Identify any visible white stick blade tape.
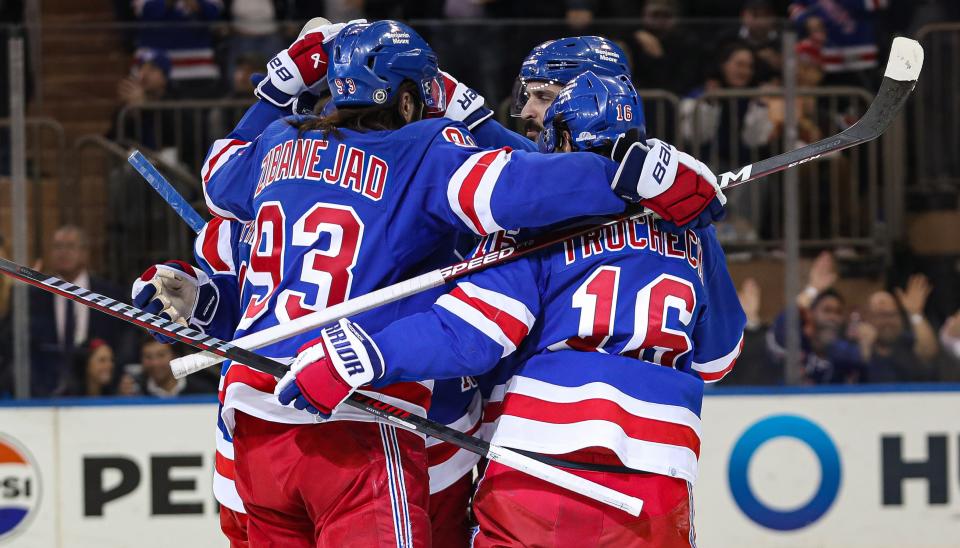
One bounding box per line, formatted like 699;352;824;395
171;351;218;379
885;37;924;82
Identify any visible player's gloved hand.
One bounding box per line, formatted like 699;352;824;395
275;319;384;419
256;17;366;108
611;129;727;228
428;71;493;130
131;261;219;343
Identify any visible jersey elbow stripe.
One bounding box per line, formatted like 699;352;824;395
437;293;526;358
201;138;250;183
440;285;534;357
692;333;744;382
447;148;509;235
196;217;235;274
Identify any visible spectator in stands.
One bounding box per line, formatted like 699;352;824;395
28;225;138;397
0;234;12;396
134;0;224;96
724;277;783;385
763;39;825;145
628;0;702;94
117;48;172;109
223;0;285;83
788;0;887;88
938;310;960;381
138;339;216;397
854;276;940;382
680;42;776;160
110;49;203;167
767;251;866;384
66;339;138;397
718;0;782;83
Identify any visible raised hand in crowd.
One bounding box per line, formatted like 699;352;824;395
895;274;938;361
798;250;837;308
738;277;762;329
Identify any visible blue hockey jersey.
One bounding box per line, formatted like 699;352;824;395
369;217;745;482
200;99;631;439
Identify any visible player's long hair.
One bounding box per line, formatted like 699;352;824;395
292;80;424;137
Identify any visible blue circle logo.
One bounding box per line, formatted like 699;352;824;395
0;434;41;541
728;415;841;531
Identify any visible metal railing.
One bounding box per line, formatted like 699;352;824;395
912;22;960;192
0;116;67;258
73;134;199;283
679;86;890;254
115;98;254;173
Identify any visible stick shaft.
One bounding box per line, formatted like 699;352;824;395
128;150;207;234
0;256;642;514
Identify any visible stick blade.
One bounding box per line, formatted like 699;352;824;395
885;37;924;82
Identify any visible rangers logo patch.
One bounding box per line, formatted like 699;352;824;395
372;89;388;104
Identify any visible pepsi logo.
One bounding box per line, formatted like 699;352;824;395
0;434;41;541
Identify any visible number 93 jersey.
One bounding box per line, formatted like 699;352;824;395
370;217;746;483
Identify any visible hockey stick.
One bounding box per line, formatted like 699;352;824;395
172;37;923;375
128;150;207;234
0;257;644;515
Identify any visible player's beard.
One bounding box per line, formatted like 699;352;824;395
523;118;543;141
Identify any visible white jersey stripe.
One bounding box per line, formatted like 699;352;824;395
490;415;700;483
471;149;509;235
457;282;535;330
691;332;744;374
428;448;480;494
213;471;245;512
436;294;517;357
446;151;485;233
507;376;702;434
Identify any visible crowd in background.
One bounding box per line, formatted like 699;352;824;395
732;251;960;385
2;0;960;397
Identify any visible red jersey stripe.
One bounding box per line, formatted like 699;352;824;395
449;286;529;347
502;393;701;457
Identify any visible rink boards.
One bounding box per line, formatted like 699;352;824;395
1;385;959;547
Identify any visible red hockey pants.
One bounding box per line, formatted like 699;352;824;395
472;460;694;547
233;412;431;547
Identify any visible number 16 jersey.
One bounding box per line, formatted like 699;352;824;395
370;217;746;483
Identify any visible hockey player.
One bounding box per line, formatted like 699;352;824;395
511;36;641;141
277;71;746;547
192;17;724;546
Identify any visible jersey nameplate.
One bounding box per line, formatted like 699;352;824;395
254;138;389;202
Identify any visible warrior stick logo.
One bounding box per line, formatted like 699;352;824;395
0;434;41;541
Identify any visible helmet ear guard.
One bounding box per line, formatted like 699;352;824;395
328;20;444;112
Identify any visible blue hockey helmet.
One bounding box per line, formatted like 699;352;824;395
537;71;646;153
511;36;630;116
328;20;446;114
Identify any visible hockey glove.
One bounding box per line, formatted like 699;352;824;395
131;261;220;343
429;71;493;130
255;18;365;108
275;319;385;419
611;131;727;229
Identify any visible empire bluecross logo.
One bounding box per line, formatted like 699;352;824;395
0;434;41;542
728;415;842;531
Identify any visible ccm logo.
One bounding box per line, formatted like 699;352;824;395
788;154;821;168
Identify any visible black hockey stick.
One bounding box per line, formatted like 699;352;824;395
0;256;644;515
175;38;924;375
